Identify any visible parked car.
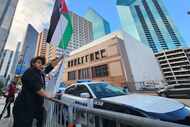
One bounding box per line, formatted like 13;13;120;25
61;81;190;126
58;82;66;92
157;84;190;98
55;82;67;99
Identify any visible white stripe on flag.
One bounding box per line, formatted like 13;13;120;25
51;15;68;46
45;60;63;96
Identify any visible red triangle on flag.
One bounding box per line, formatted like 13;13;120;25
60;0;68;13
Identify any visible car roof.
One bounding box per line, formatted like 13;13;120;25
74;81;105;85
68;82;106;88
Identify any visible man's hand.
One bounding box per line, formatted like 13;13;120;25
50;58;59;67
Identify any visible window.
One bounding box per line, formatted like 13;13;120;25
77;58;81;64
74;59;77;66
77;85;91;97
65;85;92;98
78;68;90;79
68;71;76;80
90;53;94;61
92;64;108;78
89;83;126;98
65;85;77;95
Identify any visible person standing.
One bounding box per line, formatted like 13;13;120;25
0;81;16;119
12;56;58;127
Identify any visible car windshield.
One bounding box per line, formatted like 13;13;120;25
88;83;126;98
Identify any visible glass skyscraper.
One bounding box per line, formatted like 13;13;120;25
117;0;186;53
84;8;111;40
17;24;38;74
0;0;19;54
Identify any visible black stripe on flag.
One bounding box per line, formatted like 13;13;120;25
47;0;61;43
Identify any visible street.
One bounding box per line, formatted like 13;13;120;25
0;97;13;127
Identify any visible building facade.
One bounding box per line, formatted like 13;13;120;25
84;8;111;40
117;0;185;53
48;11;93;59
0;0;18;54
36;29;49;62
155;48;190;85
19;24;39;74
0;49;14;78
8;42;21;80
63;32;163;91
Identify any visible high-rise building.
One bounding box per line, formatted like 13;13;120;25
19;24;39;73
84;8;111;40
48;11;93;59
48;44;57;61
155;48;190;86
0;49;14;78
117;0;185;53
36;29;49;62
0;0;19;54
8;42;21;80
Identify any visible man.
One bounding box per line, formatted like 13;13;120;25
0;81;16;119
13;56;58;127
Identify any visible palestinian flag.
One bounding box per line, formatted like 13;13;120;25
47;0;72;49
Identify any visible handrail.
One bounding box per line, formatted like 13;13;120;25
45;97;189;127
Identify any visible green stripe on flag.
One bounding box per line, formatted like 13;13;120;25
59;13;73;49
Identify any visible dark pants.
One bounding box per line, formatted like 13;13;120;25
5;97;13;116
35;107;46;127
0;96;14;118
13;106;46;127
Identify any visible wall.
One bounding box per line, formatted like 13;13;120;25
122;32;164;89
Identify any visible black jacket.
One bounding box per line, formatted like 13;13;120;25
13;65;53;115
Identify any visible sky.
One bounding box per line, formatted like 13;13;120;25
5;0;190;51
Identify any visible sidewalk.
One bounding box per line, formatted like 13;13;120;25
0;97;13;127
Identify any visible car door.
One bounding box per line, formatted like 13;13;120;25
63;84;93;107
58;85;94;126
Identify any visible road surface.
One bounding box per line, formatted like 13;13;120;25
0;97;13;127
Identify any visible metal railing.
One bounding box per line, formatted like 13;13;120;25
43;97;189;127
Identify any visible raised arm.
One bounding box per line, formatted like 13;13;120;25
44;58;59;74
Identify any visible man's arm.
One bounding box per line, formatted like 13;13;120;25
44;58;59;74
37;88;52;99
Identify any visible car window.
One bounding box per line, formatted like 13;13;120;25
89;83;126;98
77;85;92;97
65;85;92;98
65;85;77;95
78;85;89;93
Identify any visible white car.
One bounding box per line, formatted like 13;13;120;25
61;81;190;126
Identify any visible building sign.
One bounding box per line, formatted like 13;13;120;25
68;49;106;68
